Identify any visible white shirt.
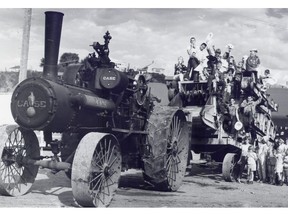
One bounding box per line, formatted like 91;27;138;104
195;48;207;63
187;44;197;58
241;144;250;157
258;143;268;160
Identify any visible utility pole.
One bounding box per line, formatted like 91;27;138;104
19;8;32;83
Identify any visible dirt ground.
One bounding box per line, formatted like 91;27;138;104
0;165;288;208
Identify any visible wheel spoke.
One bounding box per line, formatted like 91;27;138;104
6;166;13;190
89;172;102;186
100;179;110;197
105;139;111;164
99;141;106;165
169;158;176;183
11;164;27;186
176;155;181;165
8;166;21;193
11;131;17;148
176;127;183;141
93;149;104;168
103;139;107;164
7;137;12;148
103;143;110;165
3;166;8;183
94;148;107;168
106;171;117;187
90;173;104;192
107;145;116;166
93;180;105;205
108;155;119;169
97;178;109;203
166;153;172;167
105;179;110;196
173;117;180;138
171;158;177;175
166;155;175;184
95;191;105;206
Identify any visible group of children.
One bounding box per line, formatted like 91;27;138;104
236;135;288;186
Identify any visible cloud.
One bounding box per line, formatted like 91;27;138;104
0;8;287;86
266;8;288;18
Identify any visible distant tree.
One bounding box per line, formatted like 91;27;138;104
59;53;79;64
40;57;45;67
150;73;165;83
40;53;79;68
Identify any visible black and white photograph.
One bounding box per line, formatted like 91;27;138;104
1;1;288;209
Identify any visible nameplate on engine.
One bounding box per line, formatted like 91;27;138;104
17;100;47;108
102;76;116;81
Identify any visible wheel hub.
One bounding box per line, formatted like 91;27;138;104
172;140;178;157
103;163;111;177
2;148;15;166
171;139;178;157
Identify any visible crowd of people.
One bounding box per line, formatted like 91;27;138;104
174;34;283;185
173;34;275;98
235;134;288;186
173;34;277;139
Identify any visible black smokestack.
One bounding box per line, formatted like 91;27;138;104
43;11;64;81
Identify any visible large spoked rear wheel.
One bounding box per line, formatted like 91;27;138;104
144;106;189;191
72;132;122;207
222;153;237;182
0;125;40;196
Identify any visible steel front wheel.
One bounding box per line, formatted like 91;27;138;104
0;125;40;196
222;153;237;182
72;132;121;207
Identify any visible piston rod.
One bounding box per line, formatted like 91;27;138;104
23;158;71;171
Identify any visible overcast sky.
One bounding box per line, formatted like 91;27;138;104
1;8;288;84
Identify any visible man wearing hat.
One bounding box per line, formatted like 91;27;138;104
259;69;277;92
276;137;286;155
223;43;234;60
240;95;262;133
207;47;222;72
246;48;260;82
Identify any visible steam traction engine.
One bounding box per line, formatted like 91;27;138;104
0;12;189;207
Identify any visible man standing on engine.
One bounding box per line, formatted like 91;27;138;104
187;36;198;75
246;48;260;82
